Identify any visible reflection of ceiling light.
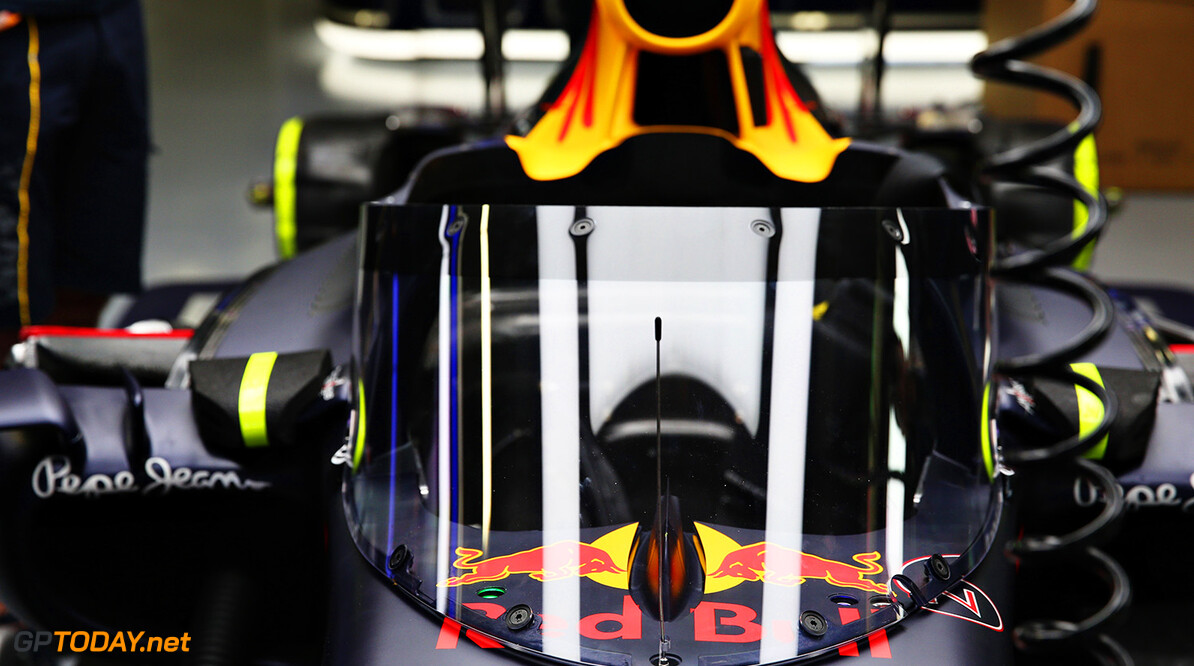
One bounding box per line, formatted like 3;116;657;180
789;11;831;31
318;53;558;110
317;54;982;115
314;18;569;61
776;30;987;67
604;419;737;442
352;9;389;28
315;18;986;68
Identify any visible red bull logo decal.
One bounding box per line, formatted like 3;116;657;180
696;523;889;595
439;541;627;587
706;544;888;595
437;522;890;597
438;523;637;588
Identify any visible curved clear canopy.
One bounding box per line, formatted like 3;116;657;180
346;203;999;665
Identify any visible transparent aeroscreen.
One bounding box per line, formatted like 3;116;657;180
347;204;999;665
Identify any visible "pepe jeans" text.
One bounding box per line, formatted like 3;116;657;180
31;455;270;499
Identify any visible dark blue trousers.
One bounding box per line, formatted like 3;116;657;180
0;1;148;327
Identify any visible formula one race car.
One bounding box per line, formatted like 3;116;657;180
1;1;1188;665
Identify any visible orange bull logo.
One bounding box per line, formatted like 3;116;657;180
706;543;888;595
439;542;626;587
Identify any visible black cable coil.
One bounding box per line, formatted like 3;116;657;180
971;1;1132;664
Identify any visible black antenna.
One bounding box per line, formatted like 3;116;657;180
654;316;668;665
479;0;508;124
655;316;662;500
858;0;891;135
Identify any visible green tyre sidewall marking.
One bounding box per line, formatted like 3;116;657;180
1072;362;1109;460
274;117;303;260
239;352;279;448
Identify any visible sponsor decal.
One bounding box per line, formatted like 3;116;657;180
320;365;347;400
705;543;887;595
923;583;1003;632
696;523;888;594
440;542;627;586
902;555;1003;632
1006;379;1035;415
330;442;353;466
432;524;897;648
431;546;995;653
436;523;889;596
434;596;846;647
436;608;506;651
1075;472;1194;513
836;606;892;659
437;524;635;589
690;601;763;643
1124;484;1183;509
31;455;269;499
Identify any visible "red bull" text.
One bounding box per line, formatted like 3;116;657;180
435;597;895;649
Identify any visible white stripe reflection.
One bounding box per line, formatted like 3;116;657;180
435;206;452;614
886;211;912;585
480;205;493;553
536;206;582;662
760;209;820;661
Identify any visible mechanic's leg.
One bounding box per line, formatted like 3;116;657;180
1;12;120;353
53;0;148;318
0;15;35;338
0;14;63;348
